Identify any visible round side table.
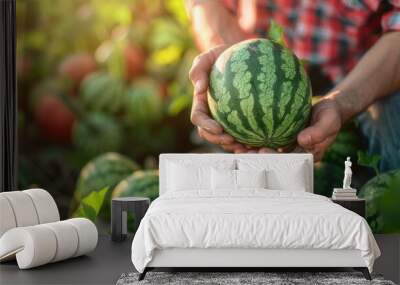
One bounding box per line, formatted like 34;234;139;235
111;197;150;242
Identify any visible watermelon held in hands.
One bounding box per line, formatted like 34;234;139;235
112;170;159;201
73;152;140;218
208;39;312;148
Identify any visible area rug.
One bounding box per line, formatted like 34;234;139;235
116;271;395;285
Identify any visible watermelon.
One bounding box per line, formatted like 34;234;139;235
209;39;311;148
72;113;123;157
112;170;159;201
73;152;140;218
124;79;163;125
112;170;159;232
358;170;400;233
80;72;126;114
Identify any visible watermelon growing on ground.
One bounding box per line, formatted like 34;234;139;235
80;72;126;114
72;113;123;157
112;170;159;232
112;170;159;201
209;39;311;148
124;79;163;125
358;170;400;233
73;153;139;218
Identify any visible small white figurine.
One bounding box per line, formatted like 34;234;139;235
343;157;353;189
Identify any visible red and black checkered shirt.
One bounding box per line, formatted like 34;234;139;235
223;0;400;83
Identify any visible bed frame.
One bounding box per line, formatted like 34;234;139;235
138;154;371;281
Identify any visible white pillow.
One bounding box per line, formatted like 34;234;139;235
236;169;267;189
238;159;308;191
167;160;235;191
211;168;236;190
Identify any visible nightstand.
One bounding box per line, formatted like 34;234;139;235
111;197;150;242
331;198;366;218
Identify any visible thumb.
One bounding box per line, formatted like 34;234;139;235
297;113;340;149
188;45;227;94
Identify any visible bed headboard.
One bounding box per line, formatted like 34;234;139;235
159;153;314;195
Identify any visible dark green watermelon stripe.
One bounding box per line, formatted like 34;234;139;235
271;49;303;138
269;42;286;142
229;46;264;138
210;60;264;141
254;40;277;140
245;41;272;139
276;76;311;138
209;85;264;142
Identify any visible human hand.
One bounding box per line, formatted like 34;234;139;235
188;45;250;153
297;94;343;161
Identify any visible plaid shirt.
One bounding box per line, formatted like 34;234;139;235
223;0;400;83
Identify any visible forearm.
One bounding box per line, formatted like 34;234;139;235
186;0;249;51
328;31;400;123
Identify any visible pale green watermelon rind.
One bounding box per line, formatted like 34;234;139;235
112;170;159;201
75;153;139;199
209;39;311;148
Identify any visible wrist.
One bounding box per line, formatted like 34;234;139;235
325;89;362;124
321;91;347;125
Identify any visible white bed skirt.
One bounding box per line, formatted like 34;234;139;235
148;248;366;268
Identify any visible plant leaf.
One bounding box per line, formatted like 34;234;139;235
81;187;108;215
73;187;108;221
81;203;98;222
268;20;286;47
357;150;381;175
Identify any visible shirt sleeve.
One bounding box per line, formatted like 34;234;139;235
381;0;400;31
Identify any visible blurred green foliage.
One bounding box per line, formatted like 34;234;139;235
17;0;197;218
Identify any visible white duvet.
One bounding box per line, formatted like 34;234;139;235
131;190;380;273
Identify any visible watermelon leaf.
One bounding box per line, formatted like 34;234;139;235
357;150;381;175
268;20;286;47
73;187;108;222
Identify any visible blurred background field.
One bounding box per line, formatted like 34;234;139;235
16;0;399;233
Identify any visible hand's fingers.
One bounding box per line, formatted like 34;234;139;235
297;110;340;149
191;92;223;134
309;135;337;161
313;150;326;162
221;143;247;153
258;147;278;153
291;145;307;153
198;127;234;145
188;45;228;94
234;148;248;154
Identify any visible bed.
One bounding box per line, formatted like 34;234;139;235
131;153;380;280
